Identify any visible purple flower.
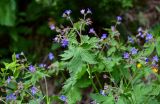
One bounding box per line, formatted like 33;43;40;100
101;34;107;39
39;64;46;68
117;16;122;21
61;39;69;47
30;86;38;95
59;95;67;102
123;52;130;59
49;24;55;30
16;54;20;59
130;47;138;55
86;8;92;14
48;52;54;60
146;33;153;40
80;9;85;14
128;36;134;43
7;76;11;84
152;55;159;62
140;33;144;38
29;65;36;72
64;10;72;15
6;93;16;100
89;28;95;34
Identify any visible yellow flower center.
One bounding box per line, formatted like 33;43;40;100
137;63;142;68
152;68;158;73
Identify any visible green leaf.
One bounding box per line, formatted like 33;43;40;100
156;37;160;56
68;52;83;73
80;48;97;64
121;0;133;8
143;42;155;56
107;47;116;56
73;21;84;31
81;35;99;49
0;0;16;26
66;87;81;104
60;46;75;61
90;93;114;104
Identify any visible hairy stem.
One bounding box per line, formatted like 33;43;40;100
87;64;98;93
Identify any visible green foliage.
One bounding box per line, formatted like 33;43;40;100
0;1;160;103
0;0;16;26
90;93;114;104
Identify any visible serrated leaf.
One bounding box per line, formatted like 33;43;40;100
143;42;155;56
107;47;116;56
60;46;75;61
66;87;81;104
68;53;83;73
80;48;97;64
81;35;99;49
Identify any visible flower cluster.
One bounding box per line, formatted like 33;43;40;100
123;47;138;59
80;8;92;15
6;93;16;100
136;27;153;42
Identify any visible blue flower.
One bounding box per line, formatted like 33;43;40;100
145;58;149;63
123;52;129;59
146;33;153;40
64;10;72;15
29;65;36;72
86;8;92;14
61;39;69;47
16;54;20;59
117;16;122;21
130;47;138;55
6;93;16;100
7;76;11;84
89;28;95;34
128;36;134;43
59;95;67;102
80;9;85;14
49;24;55;30
152;55;159;62
101;34;107;39
30;86;38;95
48;52;54;60
39;64;46;68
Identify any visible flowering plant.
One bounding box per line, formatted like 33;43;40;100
1;9;160;104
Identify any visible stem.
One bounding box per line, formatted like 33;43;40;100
126;70;138;89
39;81;45;98
0;99;7;104
95;74;102;89
87;64;98;93
44;77;50;104
68;17;81;37
61;71;67;80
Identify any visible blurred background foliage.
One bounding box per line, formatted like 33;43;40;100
0;0;160;63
